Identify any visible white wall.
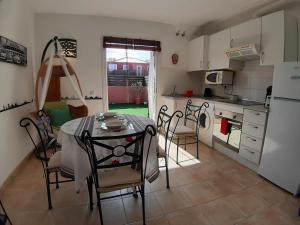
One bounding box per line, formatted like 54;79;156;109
202;60;274;102
0;0;35;186
34;14;203;111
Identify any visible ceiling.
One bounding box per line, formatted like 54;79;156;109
29;0;275;26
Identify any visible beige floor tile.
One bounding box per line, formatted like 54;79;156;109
154;188;193;214
215;159;248;174
226;170;263;187
271;196;300;224
245;181;289;205
207;175;246;196
123;193;163;223
196;198;245;225
226;189;271;217
128;216;170;225
14;210;53;225
178;181;222;205
100;199;127;225
166;206;211;225
168;167;199;187
184;162;225;181
236;207;297;225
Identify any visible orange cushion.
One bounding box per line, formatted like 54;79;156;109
68;105;88;119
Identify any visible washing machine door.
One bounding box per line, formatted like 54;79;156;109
199;110;210;131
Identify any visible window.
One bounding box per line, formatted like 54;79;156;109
123;64;128;70
108;63;117;71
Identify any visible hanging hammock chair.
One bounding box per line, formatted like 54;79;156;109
35;36;87;119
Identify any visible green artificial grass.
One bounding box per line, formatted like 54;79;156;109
109;104;149;117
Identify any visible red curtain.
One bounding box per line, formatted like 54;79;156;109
103;36;161;52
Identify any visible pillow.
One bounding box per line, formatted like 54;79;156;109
44;101;68;112
47;107;72;127
68;105;88;119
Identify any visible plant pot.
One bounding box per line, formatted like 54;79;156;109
135;96;142;104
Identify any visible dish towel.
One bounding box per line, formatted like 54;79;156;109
220;118;230;135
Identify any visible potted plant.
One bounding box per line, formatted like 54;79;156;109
131;81;143;104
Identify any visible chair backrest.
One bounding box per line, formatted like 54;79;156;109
81;125;156;189
37;109;55;141
184;99;209;133
19;117;50;170
156;105;183;154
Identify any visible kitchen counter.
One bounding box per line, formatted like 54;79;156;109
162;94;264;108
243;104;269;113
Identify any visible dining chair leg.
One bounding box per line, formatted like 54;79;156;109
45;171;53;210
133;186;138;198
55;172;59;189
196;136;199;159
87;177;93;211
96;191;104;225
176;138;179;164
141;185;146;225
165;156;170;189
184;136;187;150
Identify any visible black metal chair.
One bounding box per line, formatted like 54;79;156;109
156;105;183;188
0;200;12;225
36;110;60;152
81;125;156;225
169;99;209;164
19;117;92;210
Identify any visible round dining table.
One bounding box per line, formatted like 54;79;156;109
58;114;159;192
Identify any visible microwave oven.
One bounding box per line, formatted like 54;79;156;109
205;71;233;85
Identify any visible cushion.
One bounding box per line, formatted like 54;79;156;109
48;151;61;172
97;166;141;192
170;125;195;135
68;104;88;119
44;101;68;112
47;107;72;127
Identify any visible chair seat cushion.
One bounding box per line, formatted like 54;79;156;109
170;125;195;135
97;166;141;192
48;151;62;172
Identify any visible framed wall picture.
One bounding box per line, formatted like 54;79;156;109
0;36;27;66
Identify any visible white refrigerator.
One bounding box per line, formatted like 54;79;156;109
259;62;300;195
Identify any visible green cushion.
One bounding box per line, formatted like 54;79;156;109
44;101;68;112
47;107;72;127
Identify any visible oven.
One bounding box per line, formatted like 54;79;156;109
213;108;243;152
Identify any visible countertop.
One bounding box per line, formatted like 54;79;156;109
162;94;268;112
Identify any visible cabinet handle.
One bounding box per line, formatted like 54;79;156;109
244;148;255;154
253;126;259;129
247;136;256;142
207;61;210;69
290;75;300;80
255;113;260;116
230;39;234;48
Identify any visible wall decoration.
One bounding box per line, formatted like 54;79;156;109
171;53;179;64
59;38;77;58
0;36;27;66
0;99;33;113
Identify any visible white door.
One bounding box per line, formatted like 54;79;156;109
188;36;208;71
272;62;300;100
259;98;300;195
208;29;230;70
230;18;261;48
261;11;285;66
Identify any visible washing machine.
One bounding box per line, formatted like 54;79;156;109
196;99;214;147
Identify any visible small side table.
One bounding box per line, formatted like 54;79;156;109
0;200;12;225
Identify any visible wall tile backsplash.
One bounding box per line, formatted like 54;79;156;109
202;60;274;102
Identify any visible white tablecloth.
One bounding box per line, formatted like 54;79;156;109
58;114;159;192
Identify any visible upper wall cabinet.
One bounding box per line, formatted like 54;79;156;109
208;29;243;70
261;10;298;66
187;35;208;71
230;18;261;48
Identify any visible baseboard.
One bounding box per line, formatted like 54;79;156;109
0;150;34;197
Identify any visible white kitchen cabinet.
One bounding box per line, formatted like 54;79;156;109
208;29;243;70
260;10;298;66
187;36;208;71
239;108;268;165
230;18;261;48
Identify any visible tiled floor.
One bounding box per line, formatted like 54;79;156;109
1;141;300;225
